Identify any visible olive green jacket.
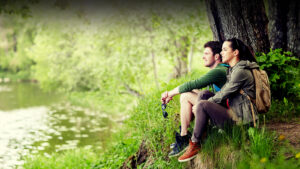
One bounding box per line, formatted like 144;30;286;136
208;60;259;124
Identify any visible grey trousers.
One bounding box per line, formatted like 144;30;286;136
191;90;232;143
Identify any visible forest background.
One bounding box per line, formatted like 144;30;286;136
0;0;213;114
0;0;299;168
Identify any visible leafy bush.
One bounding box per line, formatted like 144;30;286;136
256;49;300;99
266;98;300;120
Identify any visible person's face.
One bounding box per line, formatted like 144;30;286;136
221;41;236;64
203;47;216;67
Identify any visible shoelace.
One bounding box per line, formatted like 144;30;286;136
185;144;193;153
185;142;198;153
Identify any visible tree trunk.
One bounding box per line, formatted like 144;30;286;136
205;0;299;57
171;36;189;78
150;35;160;90
151;49;160;90
268;0;288;50
188;37;195;73
286;0;300;58
205;0;270;53
268;0;300;57
13;32;17;52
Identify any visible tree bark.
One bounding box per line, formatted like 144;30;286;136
286;0;300;57
268;0;288;50
205;0;270;53
151;49;160;90
188;37;195;73
205;0;299;57
13;32;17;52
268;0;300;57
150;35;160;90
171;36;189;78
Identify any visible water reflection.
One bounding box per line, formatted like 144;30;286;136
0;83;116;169
0;107;49;168
0;104;115;169
0;83;61;111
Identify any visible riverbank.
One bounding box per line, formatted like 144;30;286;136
23;92;300;169
22;72;300;169
0;71;34;83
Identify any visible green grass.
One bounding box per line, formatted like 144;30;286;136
23;69;300;169
195;125;299;169
23;148;99;169
265;97;300;121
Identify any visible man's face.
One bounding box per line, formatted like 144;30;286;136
203;47;216;67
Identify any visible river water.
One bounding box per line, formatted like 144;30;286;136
0;83;116;169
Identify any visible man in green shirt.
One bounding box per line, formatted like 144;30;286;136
161;41;228;157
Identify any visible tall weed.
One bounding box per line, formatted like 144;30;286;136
247;127;275;159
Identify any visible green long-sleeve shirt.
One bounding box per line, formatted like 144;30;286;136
179;64;229;93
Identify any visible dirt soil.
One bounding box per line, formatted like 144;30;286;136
265;118;300;150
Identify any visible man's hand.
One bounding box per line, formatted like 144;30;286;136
161;91;173;104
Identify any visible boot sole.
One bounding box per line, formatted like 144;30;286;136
170;143;175;149
178;153;198;162
168;146;188;157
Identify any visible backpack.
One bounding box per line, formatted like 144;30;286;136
252;68;271;114
241;68;271;114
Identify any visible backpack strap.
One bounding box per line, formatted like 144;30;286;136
240;89;257;127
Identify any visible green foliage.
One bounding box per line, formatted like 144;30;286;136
265;98;300;120
256;49;300;99
0;14;36;80
256;49;300;120
0;0;38;17
0;0;212;114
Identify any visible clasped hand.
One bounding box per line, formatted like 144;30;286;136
161;91;173;104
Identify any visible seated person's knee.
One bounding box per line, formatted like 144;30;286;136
180;92;192;103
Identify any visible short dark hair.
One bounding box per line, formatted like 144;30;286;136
204;41;222;56
225;38;257;62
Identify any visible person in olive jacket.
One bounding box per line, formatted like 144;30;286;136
178;38;259;162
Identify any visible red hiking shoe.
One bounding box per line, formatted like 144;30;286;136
178;140;201;162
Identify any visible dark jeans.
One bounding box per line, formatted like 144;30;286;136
197;90;215;101
192;91;233;143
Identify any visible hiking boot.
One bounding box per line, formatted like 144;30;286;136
178;140;201;162
169;130;191;149
168;133;190;157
